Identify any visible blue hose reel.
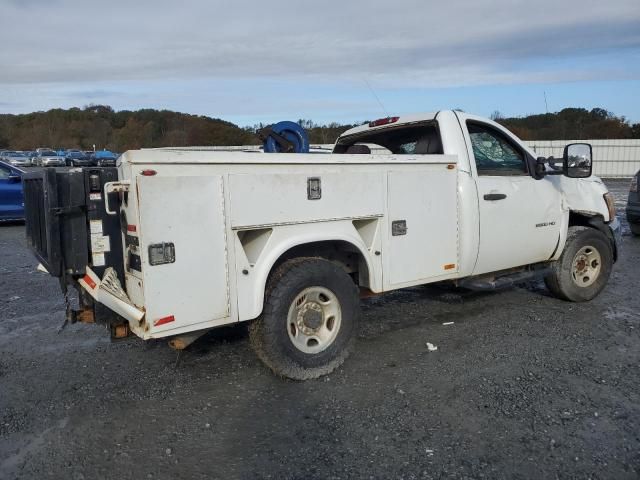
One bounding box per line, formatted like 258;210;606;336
260;121;310;153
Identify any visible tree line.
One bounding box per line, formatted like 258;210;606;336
493;108;640;140
0;105;637;151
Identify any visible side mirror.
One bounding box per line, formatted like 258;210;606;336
534;157;547;178
563;143;592;178
7;174;21;184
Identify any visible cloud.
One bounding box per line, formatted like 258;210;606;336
0;0;638;121
0;0;638;87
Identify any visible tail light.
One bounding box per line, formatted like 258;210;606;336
630;176;638;193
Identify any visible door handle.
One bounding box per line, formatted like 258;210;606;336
483;193;507;201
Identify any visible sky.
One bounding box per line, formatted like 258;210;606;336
1;0;639;126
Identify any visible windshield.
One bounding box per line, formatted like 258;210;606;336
41;150;58;156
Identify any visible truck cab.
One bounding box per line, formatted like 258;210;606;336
333;111;619;279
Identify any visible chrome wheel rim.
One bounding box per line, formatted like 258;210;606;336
286;286;341;354
571;245;602;288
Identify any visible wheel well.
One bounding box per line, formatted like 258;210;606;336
569;211;604;229
271;240;370;288
568;211;618;261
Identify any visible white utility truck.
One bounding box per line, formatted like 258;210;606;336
23;110;621;379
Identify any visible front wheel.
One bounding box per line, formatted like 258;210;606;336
249;257;360;380
544;226;613;302
630;223;640;236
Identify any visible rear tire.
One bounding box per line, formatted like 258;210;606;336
249;257;360;380
544;226;613;302
630;223;640;236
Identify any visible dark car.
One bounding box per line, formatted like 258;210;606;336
65;149;91;166
90;150;118;167
626;170;640;236
0;161;24;221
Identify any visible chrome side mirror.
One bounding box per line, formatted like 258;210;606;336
563;143;592;178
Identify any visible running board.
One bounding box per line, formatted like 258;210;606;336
458;266;552;291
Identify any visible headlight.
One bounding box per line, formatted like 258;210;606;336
603;192;616;222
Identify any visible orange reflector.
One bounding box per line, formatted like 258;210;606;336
127;224;137;232
447;164;456;170
141;169;157;176
154;315;175;327
444;264;456;270
83;274;97;290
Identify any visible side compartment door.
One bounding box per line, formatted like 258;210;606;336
466;121;563;274
137;175;230;333
385;167;459;288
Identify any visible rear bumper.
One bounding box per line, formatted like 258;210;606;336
79;267;144;324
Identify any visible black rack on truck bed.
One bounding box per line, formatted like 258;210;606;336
22;167;125;327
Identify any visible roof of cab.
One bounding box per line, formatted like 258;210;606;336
337;112;439;140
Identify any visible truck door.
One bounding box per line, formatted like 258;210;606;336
465;121;563;275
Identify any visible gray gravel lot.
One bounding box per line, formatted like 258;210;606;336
1;179;639;480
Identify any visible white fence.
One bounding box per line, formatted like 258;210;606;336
524;140;640;178
161;139;640;178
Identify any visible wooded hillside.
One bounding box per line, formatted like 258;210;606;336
495;108;640;140
0;105;257;151
0;105;637;151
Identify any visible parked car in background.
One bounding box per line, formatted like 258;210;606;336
33;149;66;167
3;151;32;167
90;150;118;167
65;149;91;166
626;170;640;236
0;161;24;221
23;151;36;163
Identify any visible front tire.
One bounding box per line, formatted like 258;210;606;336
630;223;640;236
249;257;360;380
545;226;613;302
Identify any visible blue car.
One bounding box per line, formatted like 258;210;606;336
90;150;118;167
0;161;25;221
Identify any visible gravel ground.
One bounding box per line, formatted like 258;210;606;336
1;179;638;480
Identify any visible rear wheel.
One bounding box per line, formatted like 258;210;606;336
545;226;613;302
249;257;360;380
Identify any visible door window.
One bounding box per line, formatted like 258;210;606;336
0;166;10;179
467;122;527;176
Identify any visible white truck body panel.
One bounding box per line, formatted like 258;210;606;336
136;175;231;334
385;168;458;287
118;155;462;338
